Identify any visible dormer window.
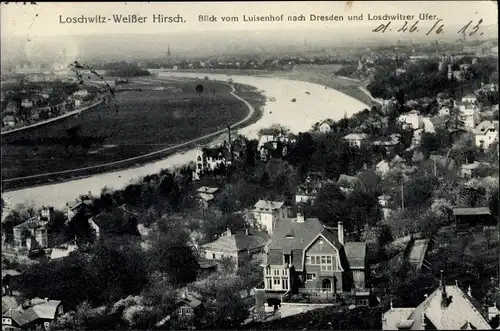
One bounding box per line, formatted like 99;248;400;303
319;238;324;245
285;234;294;239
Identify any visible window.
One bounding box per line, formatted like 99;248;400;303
212;253;216;259
266;267;270;275
319;238;324;245
266;278;272;289
273;278;281;285
273;269;280;276
282;278;289;290
282;269;288;276
2;318;12;325
306;255;337;270
178;308;184;315
306;273;316;281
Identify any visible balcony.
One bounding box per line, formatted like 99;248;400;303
282;288;371;305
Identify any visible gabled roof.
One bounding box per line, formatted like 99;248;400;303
3;298;61;327
197;186;219;194
474;120;499;135
2;296;18;314
201;230;269;253
344;133;369;140
320;119;335;127
253;200;284;211
198;193;215;202
344;242;367;269
461;161;480;170
453;207;491;216
2;269;22;278
408;285;491;330
202;146;230;159
337;174;361;189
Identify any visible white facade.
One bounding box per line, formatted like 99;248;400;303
193;148;231;180
398;110;423;130
459;105;480;130
252;200;286;234
474;121;499;150
319;122;332;133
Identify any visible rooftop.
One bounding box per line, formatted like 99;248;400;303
453;207;491;216
197;186;219;194
384;284;492;330
253;200;285;211
343;133;369;140
201;229;270;254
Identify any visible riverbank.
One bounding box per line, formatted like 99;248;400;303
2;72;368;213
1;82;263;191
1;98;104;136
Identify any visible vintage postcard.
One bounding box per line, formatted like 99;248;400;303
1;1;498;330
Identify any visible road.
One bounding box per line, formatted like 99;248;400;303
2;72;368;213
2;82;254;183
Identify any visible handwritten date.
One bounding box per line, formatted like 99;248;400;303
372;19;483;36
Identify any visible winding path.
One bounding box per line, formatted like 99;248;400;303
2;83;253;183
2;72;368;213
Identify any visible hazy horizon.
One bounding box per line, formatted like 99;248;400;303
1;1;498;65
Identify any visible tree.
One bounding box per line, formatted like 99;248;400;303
344;190;382;239
313;183;346;227
147;218;199;285
202;282;249;329
195;84;204;95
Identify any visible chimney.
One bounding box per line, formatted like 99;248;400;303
245;228;249;236
338;221;344;245
296;204;305;223
226;228;232;237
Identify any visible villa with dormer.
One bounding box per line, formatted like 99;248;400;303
255;205;370;313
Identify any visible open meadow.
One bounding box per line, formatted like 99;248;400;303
1;78;257;182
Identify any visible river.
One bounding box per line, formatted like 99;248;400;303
2;72;369;213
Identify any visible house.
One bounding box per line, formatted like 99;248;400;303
337;174;362;195
398;110;423;130
453;207;495;234
411;129;423;146
343;133;369;148
318;119;335;133
13;217;48;252
382;280;492;330
257;130;292;161
49;241;78;260
460;161;480;178
65;197;92;223
457;103;480;130
2;115;16;127
2;297;64;331
437;106;451;117
257;208;369;309
200;228;270;269
376;160;390;178
378;195;392;220
73;89;89;98
196;186;219;209
21;99;33;108
193;146;231;180
252;200;287;234
295;177;327;204
407;239;430;271
474;120;499;150
462;93;477;105
2;270;22;296
175;291;203;320
371;134;400;153
430;116;448;130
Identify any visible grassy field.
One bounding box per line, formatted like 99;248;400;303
1;79;258;183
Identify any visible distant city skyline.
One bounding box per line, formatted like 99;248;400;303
1;1;498;37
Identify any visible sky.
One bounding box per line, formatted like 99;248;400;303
1;1;498;37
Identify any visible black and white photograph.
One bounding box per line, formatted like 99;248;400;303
0;1;499;330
